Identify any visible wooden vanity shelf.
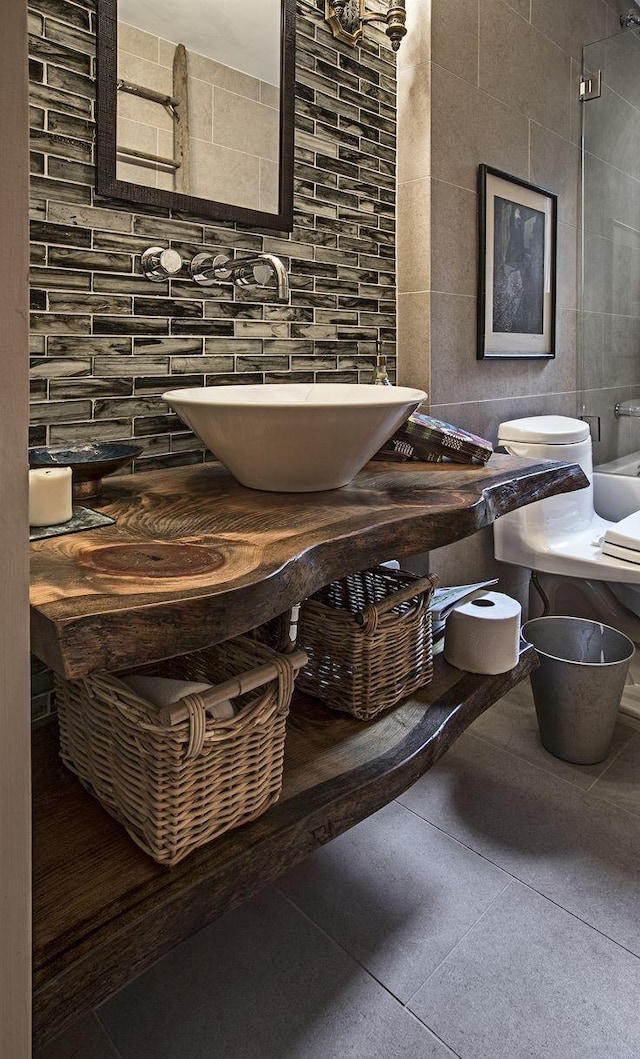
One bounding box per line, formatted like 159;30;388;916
30;456;587;1044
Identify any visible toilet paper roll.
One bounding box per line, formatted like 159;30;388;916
121;675;236;719
443;591;522;675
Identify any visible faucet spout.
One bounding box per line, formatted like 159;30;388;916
231;254;290;302
189;252;290;302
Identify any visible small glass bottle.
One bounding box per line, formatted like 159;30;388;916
372;341;392;386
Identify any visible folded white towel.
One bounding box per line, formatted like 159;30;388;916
603;510;640;552
121;675;236;719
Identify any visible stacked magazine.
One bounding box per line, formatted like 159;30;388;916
430;579;499;653
397;413;494;464
374;414;494;465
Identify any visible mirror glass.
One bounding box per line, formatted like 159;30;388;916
97;0;294;229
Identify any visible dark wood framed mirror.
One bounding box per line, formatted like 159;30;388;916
96;0;295;230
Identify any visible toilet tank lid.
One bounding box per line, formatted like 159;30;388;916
498;416;590;445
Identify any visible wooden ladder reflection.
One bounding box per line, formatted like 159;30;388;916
116;43;190;194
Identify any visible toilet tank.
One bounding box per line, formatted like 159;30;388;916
494;416;595;564
497;416;593;476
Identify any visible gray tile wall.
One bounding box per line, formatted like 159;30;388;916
28;0;397;464
398;0;631;596
28;0;397;718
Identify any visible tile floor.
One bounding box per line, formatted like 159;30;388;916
37;683;640;1059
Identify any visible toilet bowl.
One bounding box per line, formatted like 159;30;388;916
494;415;640;718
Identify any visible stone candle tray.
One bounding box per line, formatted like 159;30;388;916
30;506;115;542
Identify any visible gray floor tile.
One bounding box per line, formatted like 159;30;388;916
98;886;453;1059
398;732;640;956
590;730;640;817
277;800;509;1001
34;1014;121;1059
470;681;637;790
409;880;640;1059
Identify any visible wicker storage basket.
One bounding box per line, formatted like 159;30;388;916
55;637;305;866
296;567;438;720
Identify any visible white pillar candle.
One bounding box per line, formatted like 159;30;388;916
29;467;73;527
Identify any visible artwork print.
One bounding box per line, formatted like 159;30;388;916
478;166;556;360
492;196;544;335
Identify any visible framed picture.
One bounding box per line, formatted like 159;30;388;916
477;165;557;360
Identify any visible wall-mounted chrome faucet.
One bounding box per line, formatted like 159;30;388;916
190;253;290;302
141;245;290;302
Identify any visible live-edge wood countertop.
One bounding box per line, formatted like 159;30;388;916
30;454;588;678
32;453;586;1045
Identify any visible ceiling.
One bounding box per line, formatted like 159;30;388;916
118;0;281;86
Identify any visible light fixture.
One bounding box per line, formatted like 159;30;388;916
324;0;407;52
618;0;640;27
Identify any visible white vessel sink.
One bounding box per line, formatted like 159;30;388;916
163;383;427;491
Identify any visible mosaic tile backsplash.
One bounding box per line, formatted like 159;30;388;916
28;0;397;474
28;0;397;718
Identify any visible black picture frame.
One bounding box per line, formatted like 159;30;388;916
96;0;296;232
477;164;557;360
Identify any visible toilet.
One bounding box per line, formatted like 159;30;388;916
494;415;640;718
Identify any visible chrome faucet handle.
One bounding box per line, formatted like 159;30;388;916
250;260;275;286
210;255;278;288
141;246;184;282
189;253;231;286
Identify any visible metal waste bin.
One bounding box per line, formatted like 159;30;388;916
521;616;635;765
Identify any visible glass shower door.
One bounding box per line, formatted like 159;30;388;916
581;30;640;474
